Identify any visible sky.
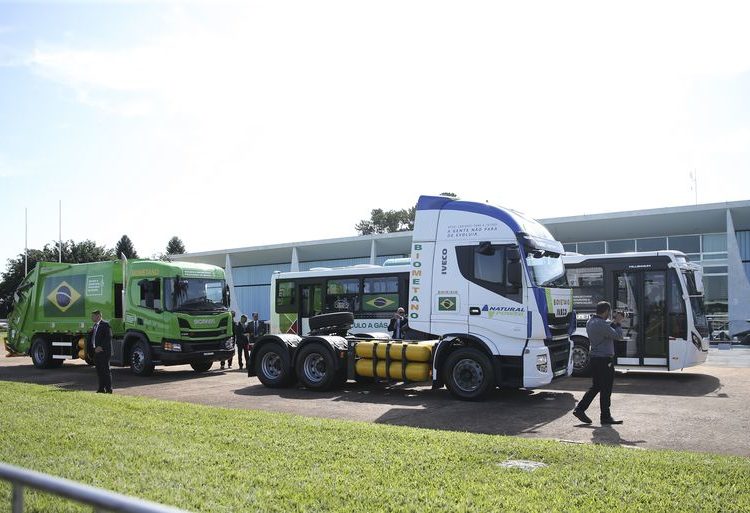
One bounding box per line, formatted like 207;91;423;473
1;0;749;269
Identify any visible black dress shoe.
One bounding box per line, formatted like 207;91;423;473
105;390;113;394
573;410;592;424
601;417;623;425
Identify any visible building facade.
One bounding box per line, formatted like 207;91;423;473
174;200;750;337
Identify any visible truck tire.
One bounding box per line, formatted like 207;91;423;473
31;337;53;369
571;339;591;377
130;341;155;376
443;347;494;401
295;343;339;391
191;361;213;372
309;312;354;331
254;343;293;388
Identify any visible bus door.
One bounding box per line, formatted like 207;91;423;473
299;282;323;335
614;271;669;367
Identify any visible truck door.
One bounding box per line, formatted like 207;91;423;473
429;243;468;334
130;278;164;349
458;243;525;342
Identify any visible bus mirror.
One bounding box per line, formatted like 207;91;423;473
478;241;494;255
508;260;523;288
507;247;521;262
223;285;230;307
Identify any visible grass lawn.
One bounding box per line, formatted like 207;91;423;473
0;381;749;512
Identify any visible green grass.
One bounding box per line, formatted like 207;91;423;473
0;381;748;512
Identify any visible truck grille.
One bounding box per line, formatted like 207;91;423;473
547;312;573;338
181;340;228;352
181;330;225;339
544;338;570;376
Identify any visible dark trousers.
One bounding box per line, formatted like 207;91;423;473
94;352;112;392
576;357;615;418
236;343;249;368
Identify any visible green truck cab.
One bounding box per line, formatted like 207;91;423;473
6;259;235;375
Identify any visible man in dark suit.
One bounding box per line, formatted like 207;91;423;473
235;314;249;370
247;312;267;347
388;307;409;340
89;309;113;393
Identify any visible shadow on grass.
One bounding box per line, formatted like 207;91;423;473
591;426;647;448
234;380;578;436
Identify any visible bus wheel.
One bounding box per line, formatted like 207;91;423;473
31;337;53;369
190;361;213;373
254;344;293;388
571;341;591;377
130;341;155;376
443;347;494;401
296;343;338;391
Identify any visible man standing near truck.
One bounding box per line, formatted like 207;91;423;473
573;302;624;425
89;309;113;394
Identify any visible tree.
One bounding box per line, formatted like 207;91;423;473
114;235;138;259
0;240;114;317
355;192;457;235
166;236;186;255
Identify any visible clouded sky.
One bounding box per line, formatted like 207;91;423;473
1;0;748;268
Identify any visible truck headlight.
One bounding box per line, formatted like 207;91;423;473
163;342;182;352
536;354;548;373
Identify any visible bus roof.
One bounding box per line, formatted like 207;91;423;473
273;264;410;281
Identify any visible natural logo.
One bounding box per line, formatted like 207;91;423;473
47;281;82;313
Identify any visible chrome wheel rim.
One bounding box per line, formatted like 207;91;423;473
572;346;589;372
132;347;145;373
261;352;282;380
453;358;484;393
33;343;46;364
302;353;327;384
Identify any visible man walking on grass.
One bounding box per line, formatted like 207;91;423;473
573;301;625;425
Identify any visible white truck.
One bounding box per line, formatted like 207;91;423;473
249;195;574;400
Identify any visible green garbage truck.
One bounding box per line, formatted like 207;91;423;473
6;259;235;376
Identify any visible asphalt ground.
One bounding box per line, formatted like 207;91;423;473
2;347;749;457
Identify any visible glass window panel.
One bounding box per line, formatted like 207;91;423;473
607;240;635;253
703;276;728;303
566;267;606;309
686;254;701;262
577;241;605;255
326;278;361;312
474;247;505;283
702;233;727;253
702;266;728;274
363;277;399;293
702;254;727;261
637;237;667;251
563;243;577;253
668;235;700;254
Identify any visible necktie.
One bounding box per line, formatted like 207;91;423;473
254;321;258;336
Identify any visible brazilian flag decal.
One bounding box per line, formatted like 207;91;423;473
44;275;86;317
362;294;398;312
438;296;457;311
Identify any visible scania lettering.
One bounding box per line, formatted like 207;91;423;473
6;260;234;376
251;195;574;400
562;251;709;375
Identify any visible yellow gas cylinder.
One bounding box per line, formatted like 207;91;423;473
354;341;434;362
355;359;431;382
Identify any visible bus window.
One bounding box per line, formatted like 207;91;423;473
276;281;296;313
668;271;687;340
363;276;399;312
326;278;360;313
566;267;605;309
301;284;323;318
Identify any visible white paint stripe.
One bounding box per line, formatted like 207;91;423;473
52;355;72;359
52;342;72;346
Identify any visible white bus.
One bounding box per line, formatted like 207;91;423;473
562;251;710;375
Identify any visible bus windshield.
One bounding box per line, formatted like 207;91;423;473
526;250;568;288
164;278;227;312
684;271;709;335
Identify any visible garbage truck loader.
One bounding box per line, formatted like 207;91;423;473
6;259;235;376
248;195;575;400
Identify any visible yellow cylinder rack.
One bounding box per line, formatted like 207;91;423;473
355;359;431;382
354;340;436;363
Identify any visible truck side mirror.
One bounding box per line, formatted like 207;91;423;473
507;247;521;262
507;260;523;288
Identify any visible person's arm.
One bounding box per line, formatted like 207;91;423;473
388;318;396;332
588;318;622;341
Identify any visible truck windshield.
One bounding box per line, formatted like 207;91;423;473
684;270;709;335
164;278;227;312
525;250;568;288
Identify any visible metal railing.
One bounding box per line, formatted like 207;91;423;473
0;462;191;513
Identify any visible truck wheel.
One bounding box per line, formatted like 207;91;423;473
254;343;293;388
443;347;494;401
571;340;591;377
31;337;53;369
295;343;338;391
190;361;213;372
309;312;354;331
130;341;155;376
